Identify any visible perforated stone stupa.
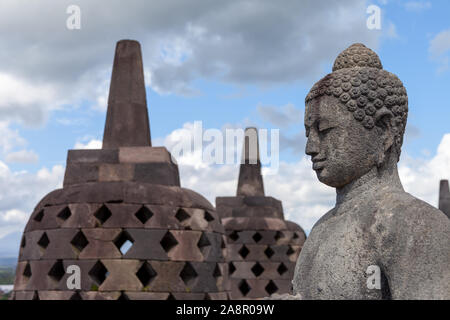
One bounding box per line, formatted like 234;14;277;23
12;40;228;300
439;180;450;218
216;128;306;299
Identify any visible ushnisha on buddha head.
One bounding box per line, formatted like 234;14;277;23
304;43;408;188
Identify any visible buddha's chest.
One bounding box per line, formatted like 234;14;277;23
294;211;386;299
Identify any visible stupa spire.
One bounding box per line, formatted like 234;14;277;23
103;40;151;149
439;179;450;218
236;127;265;197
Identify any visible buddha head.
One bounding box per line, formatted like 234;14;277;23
304;43;408;188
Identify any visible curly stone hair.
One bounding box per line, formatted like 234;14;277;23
305;43;408;161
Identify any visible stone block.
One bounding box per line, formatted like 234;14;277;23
63;163;99;187
79;229;122;259
146;261;186;292
13;291;37;300
168;230;203;261
119;146;172;163
37;290;75;300
61;203;102;229
229;261;257;280
199;232;224;262
41;229;79;260
206;292;229;300
171;292;205;300
27;260;59;291
19;231;44;261
80;291;121;300
123;229;169;260
133;163;180;186
124;292;170;300
99;163;134;182
13;261;30;291
101;203;144;228
187;262;220;292
67;149;119;164
143;205;179;229
99;259;143;291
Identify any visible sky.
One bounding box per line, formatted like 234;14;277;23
0;0;450;258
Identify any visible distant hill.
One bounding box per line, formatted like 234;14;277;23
0;266;15;285
0;232;21;262
0;258;17;268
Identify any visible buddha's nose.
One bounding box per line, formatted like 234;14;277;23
305;131;320;157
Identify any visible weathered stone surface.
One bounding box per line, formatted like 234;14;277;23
38;291;75;300
221;217;288;231
168;230;203;261
122;229;169;260
80;291;122;300
33;182;214;211
100;203;143;228
19;231;45;261
143;205;179;229
262;293;302;300
62;203;102;229
26;260;60;291
294;43;450;300
103;40;150;149
146;261;186;292
99;163;135;182
206;292;229;300
13;291;37;300
134;163;180;186
41;229;80;259
229;279;272;299
171;292;206;300
119;146;172;163
78;229;122;259
123;292;170;300
67;149;119;164
232;206;283;219
99;259;143;291
63;163;99;187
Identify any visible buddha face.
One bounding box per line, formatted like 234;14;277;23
305;95;383;188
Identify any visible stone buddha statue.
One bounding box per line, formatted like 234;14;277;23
292;43;450;299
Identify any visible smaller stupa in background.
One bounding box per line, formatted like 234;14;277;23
216;127;306;299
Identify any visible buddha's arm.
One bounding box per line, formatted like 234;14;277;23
382;208;450;299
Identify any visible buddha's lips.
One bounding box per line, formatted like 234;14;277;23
312;160;326;171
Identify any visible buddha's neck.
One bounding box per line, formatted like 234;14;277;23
336;163;404;206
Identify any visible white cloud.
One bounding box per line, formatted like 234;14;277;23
0;121;26;154
0;209;28;224
5;150;39;164
429;29;450;73
0;72;59;126
399;133;450;206
0;161;64;239
74;139;102;150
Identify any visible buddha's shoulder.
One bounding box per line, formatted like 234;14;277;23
373;190;450;235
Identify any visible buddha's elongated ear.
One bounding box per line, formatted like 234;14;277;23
374;108;394;167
